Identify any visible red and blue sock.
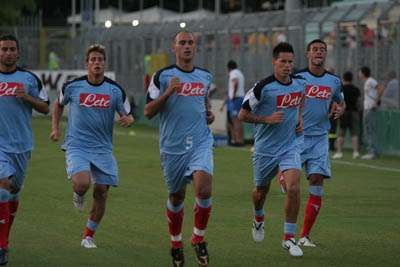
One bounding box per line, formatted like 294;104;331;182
192;197;212;245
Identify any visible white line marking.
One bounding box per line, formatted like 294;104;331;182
332;160;400;173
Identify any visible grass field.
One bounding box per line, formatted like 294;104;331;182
8;118;400;266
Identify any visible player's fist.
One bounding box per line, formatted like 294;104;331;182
50;129;61;142
15;86;26;99
165;77;180;97
206;110;215;125
118;114;134;127
265;111;284;124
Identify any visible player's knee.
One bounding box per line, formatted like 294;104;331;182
285;183;300;196
309;175;323;185
74;183;90;195
93;187;108;201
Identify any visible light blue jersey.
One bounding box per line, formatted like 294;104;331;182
59;76;130;153
242;75;306;157
296;68;343;136
0;67;49;153
147;65;214;154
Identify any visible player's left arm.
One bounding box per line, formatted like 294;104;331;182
331;82;346;119
296;94;305;133
205;97;214;125
16;81;49;114
116;89;134;128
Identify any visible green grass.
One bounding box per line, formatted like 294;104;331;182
9;118;400;266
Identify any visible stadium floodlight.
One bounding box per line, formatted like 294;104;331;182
179;22;186;28
105;20;112;28
132;19;139;27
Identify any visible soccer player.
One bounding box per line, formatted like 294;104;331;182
144;31;215;267
50;44;133;248
0;34;49;265
238;42;305;257
295;39;345;247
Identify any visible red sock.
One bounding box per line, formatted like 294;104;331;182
6;201;19;247
254;215;264;223
83;215;97;239
0;202;10;249
166;208;184;249
191;203;212;244
284;233;295;240
301;194;322;237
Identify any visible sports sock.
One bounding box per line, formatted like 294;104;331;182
0;188;11;249
166;199;184;249
192;197;212;245
254;208;264;223
301;186;323;237
83;215;98;239
283;222;297;240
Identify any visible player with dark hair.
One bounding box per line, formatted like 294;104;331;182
0;34;49;265
295;39;345;247
239;42;305;257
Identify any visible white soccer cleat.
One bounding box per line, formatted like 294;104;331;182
73;192;84;212
332;152;343;159
81;237;97;248
299;236;316;247
282;238;303;257
352;151;360;159
252;221;264;242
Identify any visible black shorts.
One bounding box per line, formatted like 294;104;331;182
338;111;360;136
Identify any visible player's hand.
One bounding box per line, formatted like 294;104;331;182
15;86;27;99
50;129;61;142
165;77;180;97
118;114;134;127
206;110;215;124
329;103;344;120
264;111;284;124
296;118;303;133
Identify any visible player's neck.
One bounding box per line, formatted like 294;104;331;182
274;73;291;85
0;64;17;73
308;64;325;76
87;73;104;85
176;60;194;72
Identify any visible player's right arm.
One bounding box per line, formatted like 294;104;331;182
144;75;180;119
237;82;283;124
50;100;64;142
50;83;69;142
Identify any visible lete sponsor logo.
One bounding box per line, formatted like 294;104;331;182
276;92;302;108
0;82;24;97
176;82;205;96
79;93;110;108
305;85;332;99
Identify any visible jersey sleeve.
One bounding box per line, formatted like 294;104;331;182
241;82;263;111
59;82;71;106
146;72;161;104
115;87;131;115
333;79;344;103
28;73;49;104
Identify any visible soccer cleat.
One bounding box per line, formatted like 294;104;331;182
192;242;209;266
282;238;303;257
299;236;316;247
81;237;97;248
73;192;84;212
0;249;8;266
352;151;360;159
170;247;185;267
332;152;343;159
252;221;264;242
